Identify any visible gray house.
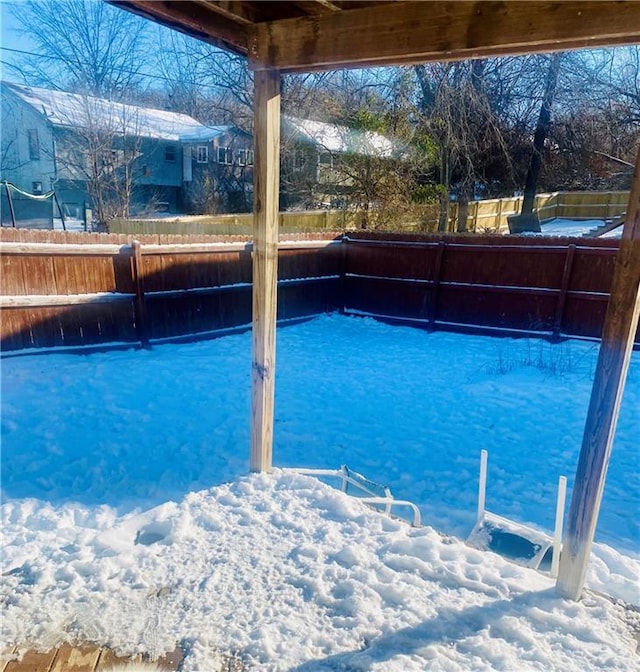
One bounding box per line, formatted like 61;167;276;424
0;82;252;227
280;116;401;210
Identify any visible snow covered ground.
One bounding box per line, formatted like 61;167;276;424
2;315;639;670
537;217;624;238
538;218;604;236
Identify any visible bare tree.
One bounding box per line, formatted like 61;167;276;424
53;96;146;227
10;0;149;99
415;60;514;231
0;96;29;177
515;52;564;230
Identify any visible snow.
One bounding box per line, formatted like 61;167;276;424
536;217;622;238
3;82;226;142
538;218;604;237
283;116;400;158
2;315;639;670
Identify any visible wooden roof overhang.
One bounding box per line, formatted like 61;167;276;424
111;0;640;604
112;1;640;71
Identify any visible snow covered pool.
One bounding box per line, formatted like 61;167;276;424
2;314;639;670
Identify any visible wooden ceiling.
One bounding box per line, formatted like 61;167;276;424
112;1;640;72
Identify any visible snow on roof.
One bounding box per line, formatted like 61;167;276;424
283;116;400;158
2;81;229;142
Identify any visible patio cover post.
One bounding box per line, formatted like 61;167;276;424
556;148;640;600
250;69;281;472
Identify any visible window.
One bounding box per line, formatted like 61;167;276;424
165;145;176;163
196;145;209;163
236;149;254;166
293;150;306;171
239;149;254;166
32;181;43;194
217;146;233;165
28;129;40;160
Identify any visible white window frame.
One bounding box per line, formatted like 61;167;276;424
217;146;233;165
196;145;209;163
293;150;307;172
236;149;254;166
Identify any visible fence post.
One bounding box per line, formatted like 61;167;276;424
553;243;576;340
496;199;503;232
4;182;16;227
52;192;66;232
428;240;446;330
130;239;149;348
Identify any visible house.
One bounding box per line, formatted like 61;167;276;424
182;124;254;214
280;116;402;210
0;81;253;226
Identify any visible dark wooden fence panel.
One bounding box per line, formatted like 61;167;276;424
347;243;437;281
436;286;558;331
562;296;610;339
0;239;342;351
569;247;617;293
2;230;637;351
440;245;567;288
4;302;138;350
342;234;639;344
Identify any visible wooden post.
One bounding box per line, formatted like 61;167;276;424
52;192;66;232
130;240;149;348
428;241;446;330
4;182;16;227
556;148;640;600
553;243;576;340
496;198;503;232
251;69;281;473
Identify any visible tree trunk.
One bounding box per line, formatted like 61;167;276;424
521;53;563;216
438;150;450;232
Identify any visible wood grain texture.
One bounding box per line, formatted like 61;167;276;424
49;645;100;672
553;243;576;338
556;148;640;601
251;69;281;473
1;648;17;672
249;1;640;72
111;0;249;54
4;648;58;672
94;649;143;670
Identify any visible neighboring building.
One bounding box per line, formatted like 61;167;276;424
182;125;253;214
0;81;253;226
280;116;401;209
0;81;402;227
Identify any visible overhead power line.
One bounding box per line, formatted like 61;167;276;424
0;45;224;91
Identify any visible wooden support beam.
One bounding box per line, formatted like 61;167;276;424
250;69;281;473
196;0;258;25
110;0;249;55
249;1;640;72
556;148;640;601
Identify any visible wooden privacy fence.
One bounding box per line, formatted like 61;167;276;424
450;191;629;233
1;229;637;352
0;232;343;351
343;231;639;343
110;210;360;236
108;191;629;236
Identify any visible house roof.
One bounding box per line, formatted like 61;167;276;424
283;116;399;158
2;81;230;142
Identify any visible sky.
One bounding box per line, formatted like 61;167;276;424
0;1;35;73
